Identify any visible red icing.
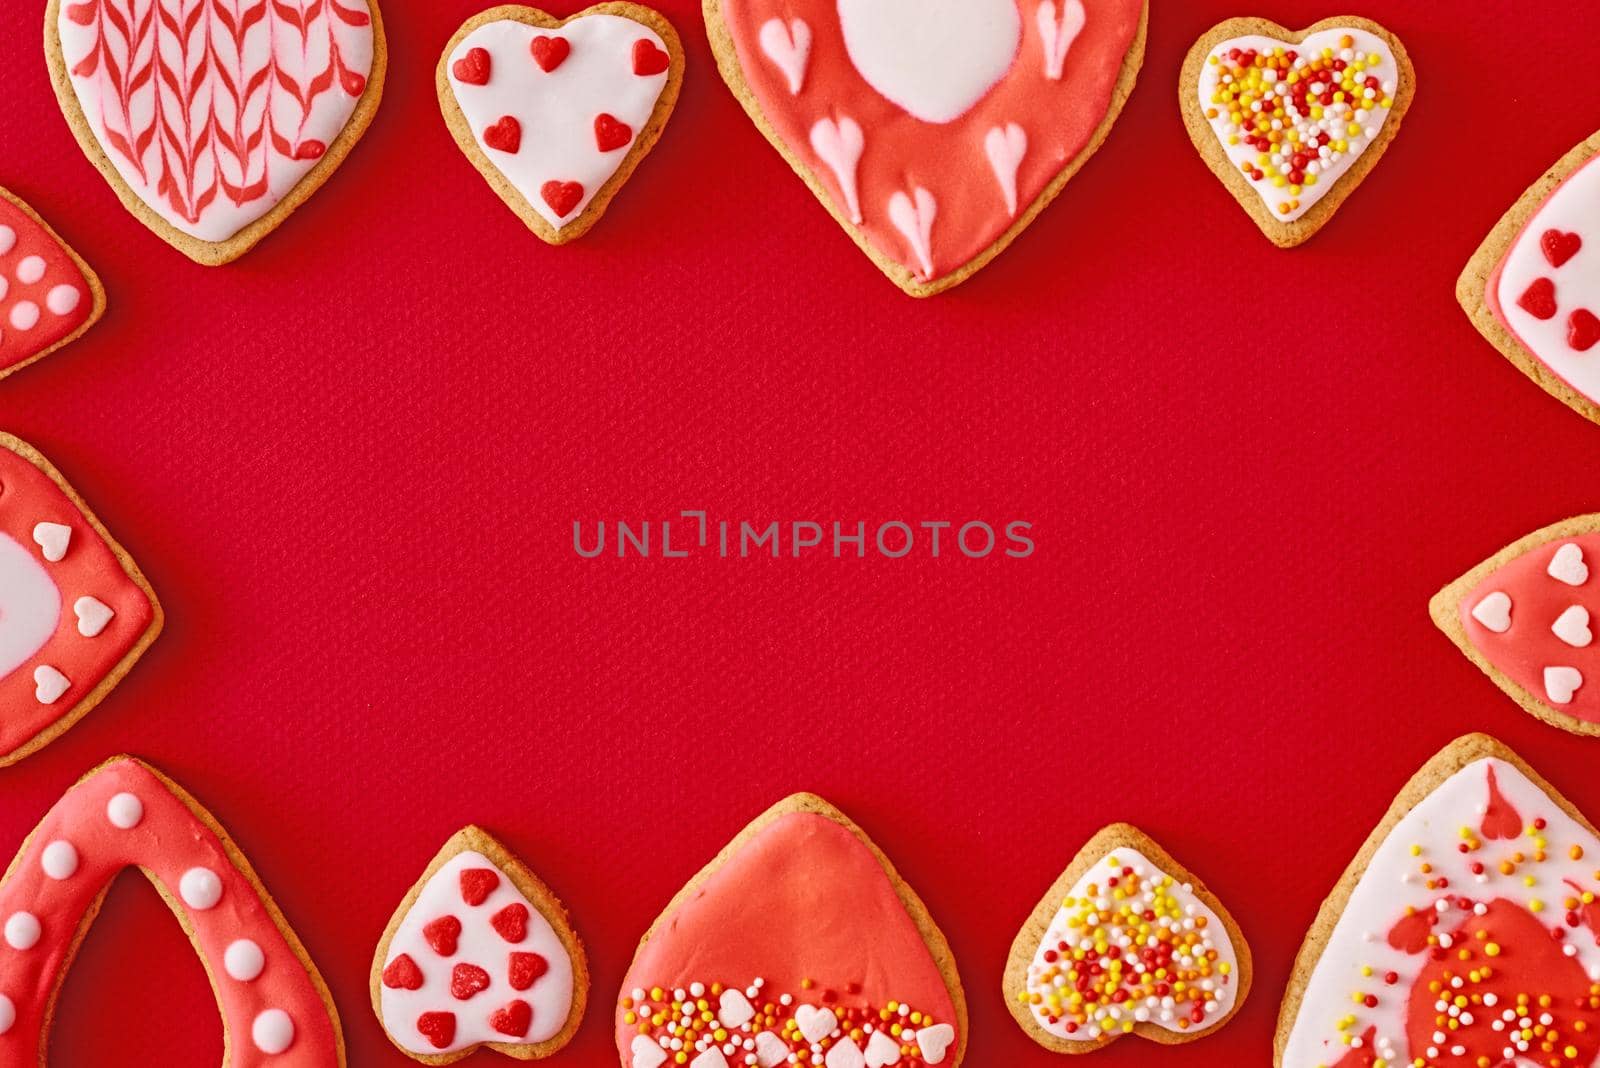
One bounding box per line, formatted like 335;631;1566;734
0;759;341;1065
460;867;499;906
1519;276;1559;320
531;35;571;72
541;181;584;218
615;811;958;1062
1385;908;1435;954
491;902;529;943
450;962;491;1000
0;194;96;376
484;116;523;154
424;915;462;957
1545;228;1583;268
0;437;157;763
717;0;1142;283
595;113;633;152
417;1011;457;1049
453;46;492;86
490;999;533;1038
509;951;548;990
1570;308;1600;352
632;39;670;76
1329;1027;1377;1068
383;954;424;990
1481;765;1523;840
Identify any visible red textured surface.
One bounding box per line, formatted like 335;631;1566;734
2;2;1599;1066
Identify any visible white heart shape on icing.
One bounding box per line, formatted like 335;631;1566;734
836;0;1020;124
73;596;114;638
33;665;69;705
983;122;1028;217
810;117;866;225
1037;0;1086;79
1469;591;1513;634
794;1004;838;1044
754;1031;790;1068
865;1030;902;1068
915;1024;955;1065
632;1035;669;1068
825;1038;866;1068
1545;665;1583;704
717;988;755;1029
759;18;812;95
887;187;937;279
32;522;71;563
1549;543;1589;586
1553;605;1593;648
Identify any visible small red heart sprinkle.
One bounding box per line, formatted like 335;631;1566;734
1570;308;1600;352
382;953;424;990
490;902;529;944
417;1011;457;1049
451;962;492;1000
1543;229;1583;269
531;35;570;72
423;915;462;957
483;116;522;154
1518;276;1558;321
453;46;492;86
294;139;326;160
594;113;634;153
541;181;584;218
460;868;500;906
632;39;670;76
490;999;533;1038
509;951;549;990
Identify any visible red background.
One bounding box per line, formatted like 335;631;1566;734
1;1;1596;1064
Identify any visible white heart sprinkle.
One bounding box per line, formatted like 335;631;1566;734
33;666;69;704
718;988;756;1029
1554;605;1593;648
632;1035;669;1068
1470;591;1512;633
826;1038;866;1068
73;596;114;638
795;1005;839;1044
754;1031;790;1068
1550;543;1589;586
691;1048;730;1068
915;1024;955;1065
1546;665;1583;705
32;522;71;562
865;1030;902;1068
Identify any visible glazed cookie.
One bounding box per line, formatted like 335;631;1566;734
373;826;588;1062
703;0;1148;296
45;0;387;265
0;188;105;382
0;432;161;767
437;4;684;243
1004;823;1250;1052
617;794;966;1068
1431;513;1600;736
1458;130;1600;426
1278;733;1600;1067
1180;16;1414;247
0;755;345;1064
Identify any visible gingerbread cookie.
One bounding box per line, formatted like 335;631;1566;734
1430;513;1600;736
1180;16;1414;247
1277;733;1600;1068
44;0;387;265
437;4;684;244
0;432;161;767
0;756;344;1063
373;826;588;1062
1004;823;1250;1052
0;189;105;382
703;0;1148;296
1458;130;1600;426
617;793;966;1068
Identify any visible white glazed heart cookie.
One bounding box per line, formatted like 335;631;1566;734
437;3;684;244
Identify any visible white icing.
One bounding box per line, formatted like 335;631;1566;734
758;18;811;95
74;596;114;638
864;1029;901;1067
180;867;223;910
693;1049;729;1068
887;188;937;279
33;666;70;705
4;912;40;951
1196;29;1399;223
0;533;61;679
794;1004;837;1043
46;285;81;316
984;123;1027;217
1469;590;1513;634
633;1033;669;1068
9;302;38;332
32;522;71;562
1553;605;1592;647
226;939;266;982
251;1008;295;1054
379;849;574;1054
718;988;755;1028
40;841;78;880
809;117;865;225
836;0;1020;124
1550;543;1590;586
826;1037;865;1068
106;792;143;829
446;15;671;230
15;257;44;285
1545;665;1582;704
755;1030;789;1067
0;226;14;255
915;1024;955;1064
0;993;12;1035
1037;0;1086;80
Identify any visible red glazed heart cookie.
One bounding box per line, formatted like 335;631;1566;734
1276;734;1600;1068
45;0;387;265
1431;513;1600;736
437;4;684;244
372;826;588;1063
1459;130;1600;426
703;0;1148;296
617;793;967;1068
0;432;161;766
1180;17;1414;247
1004;824;1250;1052
0;756;344;1064
0;188;104;382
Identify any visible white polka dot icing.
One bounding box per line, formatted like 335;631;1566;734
0;226;15;255
0;993;13;1035
179;867;223;910
251;1007;295;1054
226;939;266;982
45;285;80;316
4;912;40;950
15;256;45;285
9;302;39;331
106;792;143;829
40;841;78;880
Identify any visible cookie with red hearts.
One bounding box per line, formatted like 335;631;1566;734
437;3;684;244
1430;513;1600;736
617;793;967;1068
0;432;161;767
703;0;1148;296
1004;823;1251;1052
1180;16;1414;247
373;826;588;1062
45;0;387;265
1458;130;1600;426
0;755;345;1064
0;188;105;382
1276;733;1600;1068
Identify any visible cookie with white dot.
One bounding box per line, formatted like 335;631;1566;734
0;187;105;382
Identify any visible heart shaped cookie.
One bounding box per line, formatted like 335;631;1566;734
1180;16;1413;247
1004;823;1250;1052
373;826;587;1063
1431;512;1600;736
1458;130;1600;426
0;188;105;382
437;4;684;244
45;0;386;265
1277;734;1600;1068
0;433;162;767
616;793;967;1068
703;0;1148;296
